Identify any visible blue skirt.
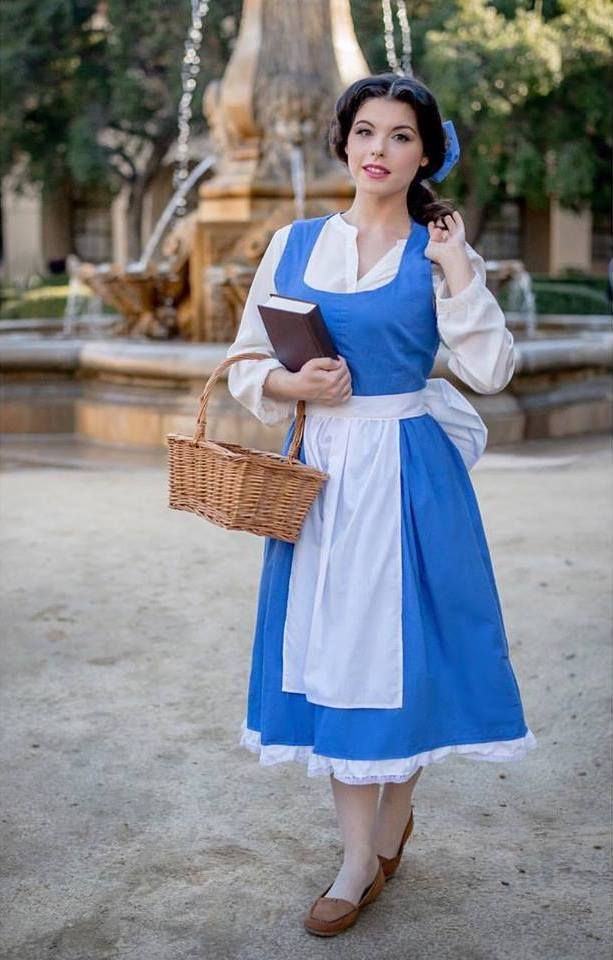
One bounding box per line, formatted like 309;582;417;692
240;413;536;784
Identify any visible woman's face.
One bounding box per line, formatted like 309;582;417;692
344;97;429;198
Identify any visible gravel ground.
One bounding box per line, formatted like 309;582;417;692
0;432;611;960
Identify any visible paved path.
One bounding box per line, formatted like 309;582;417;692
0;433;611;960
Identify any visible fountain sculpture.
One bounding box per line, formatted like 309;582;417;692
79;0;371;341
78;0;546;343
1;0;610;450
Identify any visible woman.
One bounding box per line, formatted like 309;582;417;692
225;72;537;937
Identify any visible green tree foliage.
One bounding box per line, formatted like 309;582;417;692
0;0;240;258
420;0;612;240
0;1;107;187
1;1;610;252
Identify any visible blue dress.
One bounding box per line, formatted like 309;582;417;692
239;214;536;784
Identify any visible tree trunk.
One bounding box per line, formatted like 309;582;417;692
123;132;175;263
464;193;492;248
126;181;145;263
455;142;492;248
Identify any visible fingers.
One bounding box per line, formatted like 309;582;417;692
428;210;464;247
320;381;352;404
434;215;453;232
429;221;447;242
431;210;462;230
304;356;341;372
308;355;352;403
336;371;351;394
322;366;351;392
303;355;351;378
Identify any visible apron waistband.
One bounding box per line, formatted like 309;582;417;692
304;379;488;473
305;390;427;420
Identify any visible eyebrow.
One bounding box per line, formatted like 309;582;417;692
354;119;417;134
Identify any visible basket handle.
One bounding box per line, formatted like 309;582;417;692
193;351;306;461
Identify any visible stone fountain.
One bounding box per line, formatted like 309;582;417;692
0;0;611;449
77;0;368;343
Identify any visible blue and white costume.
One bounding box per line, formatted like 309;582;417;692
226;212;537;784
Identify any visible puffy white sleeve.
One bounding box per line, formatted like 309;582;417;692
433;242;515;394
226;223;295;425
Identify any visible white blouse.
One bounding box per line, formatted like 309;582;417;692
226;212;515;425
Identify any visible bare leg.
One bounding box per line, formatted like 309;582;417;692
374;767;423;860
324;776;381;904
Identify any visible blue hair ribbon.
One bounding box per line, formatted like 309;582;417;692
430;120;460;182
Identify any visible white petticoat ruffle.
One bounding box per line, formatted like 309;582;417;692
239;720;538;786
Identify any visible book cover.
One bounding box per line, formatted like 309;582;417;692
257;293;337;373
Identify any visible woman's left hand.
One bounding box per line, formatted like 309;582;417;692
425;210;467;266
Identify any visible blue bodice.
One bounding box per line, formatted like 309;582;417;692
273;214;440;396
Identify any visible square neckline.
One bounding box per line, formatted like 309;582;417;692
299;212;422;298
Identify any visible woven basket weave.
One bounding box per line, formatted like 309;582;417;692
167;351;328;543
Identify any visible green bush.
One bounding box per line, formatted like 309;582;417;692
0;296;69;320
0;274;114;320
498;272;611;315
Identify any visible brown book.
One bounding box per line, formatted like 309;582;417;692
257;293;338;373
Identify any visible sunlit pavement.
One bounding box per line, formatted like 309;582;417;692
1;432;611;960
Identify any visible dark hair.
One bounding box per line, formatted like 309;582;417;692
328;72;456;225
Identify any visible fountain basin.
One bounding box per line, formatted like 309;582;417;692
1;331;611;448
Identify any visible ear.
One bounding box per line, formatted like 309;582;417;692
420;156;429;167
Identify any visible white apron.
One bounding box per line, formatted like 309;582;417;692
281;379;488;710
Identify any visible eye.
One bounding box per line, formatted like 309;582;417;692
354;128;371;135
394;134;411;142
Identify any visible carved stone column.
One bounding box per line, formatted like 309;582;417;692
191;0;369;341
199;0;369;222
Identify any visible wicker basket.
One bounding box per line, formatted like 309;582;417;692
166;351;328;543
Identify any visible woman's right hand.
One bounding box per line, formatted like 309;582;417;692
294;356;352;404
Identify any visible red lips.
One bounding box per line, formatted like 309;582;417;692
362;164;390;175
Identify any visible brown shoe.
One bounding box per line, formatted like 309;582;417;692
303;861;385;937
377;805;415;881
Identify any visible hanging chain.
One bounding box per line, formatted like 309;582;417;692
173;1;211;219
395;1;413;76
381;0;413;76
381;0;400;73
